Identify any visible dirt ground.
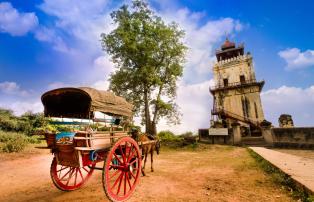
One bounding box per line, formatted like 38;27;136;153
0;144;295;202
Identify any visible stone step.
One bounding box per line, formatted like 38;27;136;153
241;136;266;147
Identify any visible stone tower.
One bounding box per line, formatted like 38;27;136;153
210;39;265;135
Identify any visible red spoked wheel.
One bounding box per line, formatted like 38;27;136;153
50;157;95;191
103;137;141;202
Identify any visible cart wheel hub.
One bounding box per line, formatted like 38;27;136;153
122;163;131;172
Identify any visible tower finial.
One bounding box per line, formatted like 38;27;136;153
225;31;229;41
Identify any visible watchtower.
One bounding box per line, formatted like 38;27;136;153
210;39;265;136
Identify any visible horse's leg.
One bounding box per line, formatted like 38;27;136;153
151;146;154;172
142;148;148;176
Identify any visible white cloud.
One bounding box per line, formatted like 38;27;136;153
93;55;115;74
34;26;73;53
278;48;314;70
0;100;43;116
157;79;215;134
0;2;38;36
0;81;29;96
92;80;110;91
35;0;117;89
38;0;114;50
37;1;243;81
81;55;114;91
47;81;69;90
157;7;244;82
262;85;314;127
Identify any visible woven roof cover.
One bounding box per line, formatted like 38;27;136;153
41;87;133;118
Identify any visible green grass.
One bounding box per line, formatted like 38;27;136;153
248;148;314;202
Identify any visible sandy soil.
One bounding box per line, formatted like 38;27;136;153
0;145;294;202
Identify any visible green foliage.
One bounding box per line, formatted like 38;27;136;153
0;131;43;153
20;112;48;135
53;125;76;132
185;142;198;150
0;108;18;131
26;135;42;144
0;131;27;153
157;130;181;142
0;108;49;136
101;0;187;134
179;131;194;138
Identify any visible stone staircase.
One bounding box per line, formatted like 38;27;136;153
241;136;268;147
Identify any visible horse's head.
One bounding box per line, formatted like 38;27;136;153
155;139;161;155
131;128;139;141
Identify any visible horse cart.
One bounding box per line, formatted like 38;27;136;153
39;87;144;201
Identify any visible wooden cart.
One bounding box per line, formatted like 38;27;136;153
40;87;143;201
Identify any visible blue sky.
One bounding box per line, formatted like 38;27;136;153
1;0;314;133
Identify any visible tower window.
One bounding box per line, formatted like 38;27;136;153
254;102;258;118
223;78;228;87
242;97;250;118
240;75;245;84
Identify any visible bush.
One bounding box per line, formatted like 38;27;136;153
0;117;19;131
0;131;43;153
0;108;49;136
158;130;182;142
26;135;42;144
2;137;27;153
179;131;194;138
0;132;28;153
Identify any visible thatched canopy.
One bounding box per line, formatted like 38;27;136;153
41;87;133;118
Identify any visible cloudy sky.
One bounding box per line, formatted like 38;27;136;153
1;0;314;133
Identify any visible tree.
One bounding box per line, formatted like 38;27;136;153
101;0;187;136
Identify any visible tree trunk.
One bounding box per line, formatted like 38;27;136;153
144;88;152;134
151;121;157;136
151;84;163;136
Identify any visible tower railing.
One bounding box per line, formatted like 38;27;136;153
210;79;265;92
211;107;260;128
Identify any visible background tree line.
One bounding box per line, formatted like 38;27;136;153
0;108;47;153
0;108;47;135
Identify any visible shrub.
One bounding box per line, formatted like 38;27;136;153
0;132;28;153
0;108;49;135
26;135;42;144
179;131;194;138
2;138;27;153
0;131;43;153
0;118;19;131
158;130;181;142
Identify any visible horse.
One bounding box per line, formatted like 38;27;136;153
131;130;160;176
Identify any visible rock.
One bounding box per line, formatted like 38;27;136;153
279;114;294;128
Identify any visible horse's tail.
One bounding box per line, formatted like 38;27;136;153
155;139;160;155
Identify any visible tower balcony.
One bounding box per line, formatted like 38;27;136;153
209;79;265;94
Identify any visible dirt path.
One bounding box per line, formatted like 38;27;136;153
274;149;314;160
251;147;314;193
0;145;294;202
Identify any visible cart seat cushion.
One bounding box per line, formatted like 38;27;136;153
56;132;75;145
